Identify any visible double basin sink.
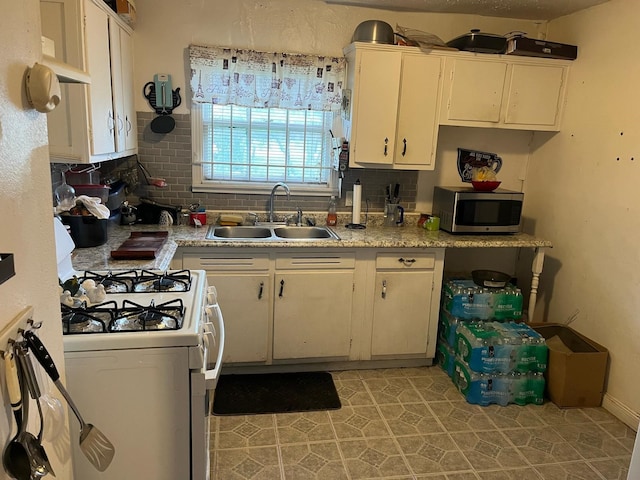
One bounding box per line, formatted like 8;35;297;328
206;224;340;242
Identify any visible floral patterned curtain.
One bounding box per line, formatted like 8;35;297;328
189;44;346;112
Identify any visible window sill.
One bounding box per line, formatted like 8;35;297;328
192;182;337;197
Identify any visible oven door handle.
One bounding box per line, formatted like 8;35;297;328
203;303;224;389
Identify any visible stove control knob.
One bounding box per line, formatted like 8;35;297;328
207;286;218;305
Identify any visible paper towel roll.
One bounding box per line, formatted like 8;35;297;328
352;181;362;225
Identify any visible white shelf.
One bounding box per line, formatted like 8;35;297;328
42;55;90;84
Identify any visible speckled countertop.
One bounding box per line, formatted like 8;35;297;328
70;216;552;272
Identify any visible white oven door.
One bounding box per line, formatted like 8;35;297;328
190;287;225;480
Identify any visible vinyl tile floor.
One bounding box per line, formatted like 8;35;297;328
209;366;635;480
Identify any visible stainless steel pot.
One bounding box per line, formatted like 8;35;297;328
351;20;394;44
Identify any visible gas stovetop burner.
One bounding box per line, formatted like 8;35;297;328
80;270;139;293
62;301;117;334
133;270;192;293
109;299;185;332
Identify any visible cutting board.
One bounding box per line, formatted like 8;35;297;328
110;231;168;259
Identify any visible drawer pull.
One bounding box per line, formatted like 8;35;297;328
258;281;264;300
402;138;407;156
381;280;387;299
383;137;388;156
398;257;416;266
279;279;285;298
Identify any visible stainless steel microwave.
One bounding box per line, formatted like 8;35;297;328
433;186;524;234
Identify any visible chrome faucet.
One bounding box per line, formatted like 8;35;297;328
268;182;290;223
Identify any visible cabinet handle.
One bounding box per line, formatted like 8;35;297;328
279;279;285;298
108;111;115;132
398;257;416;266
258;281;264;300
126;116;132;135
402;138;407;156
381;280;387;299
383;137;388;156
117;114;124;133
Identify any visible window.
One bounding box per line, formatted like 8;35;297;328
192;103;337;194
189;44;346;195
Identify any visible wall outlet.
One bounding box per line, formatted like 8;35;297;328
345;191;353;207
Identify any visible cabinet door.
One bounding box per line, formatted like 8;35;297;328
84;0;115;155
394;54;442;169
350;49;401;166
207;273;271;363
371;270;434;356
273;271;353;359
41;0;92;163
109;18;137;152
442;58;507;123
503;63;566;129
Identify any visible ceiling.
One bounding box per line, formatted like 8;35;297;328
324;0;610;20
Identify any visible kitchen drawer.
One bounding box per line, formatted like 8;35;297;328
376;252;436;270
183;253;270;271
275;253;355;270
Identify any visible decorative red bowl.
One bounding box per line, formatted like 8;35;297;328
471;180;501;192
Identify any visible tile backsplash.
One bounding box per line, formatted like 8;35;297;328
57;111;419;215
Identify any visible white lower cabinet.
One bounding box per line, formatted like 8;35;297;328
178;247;444;366
371;252;441;357
273;253;355;359
183;253;271;364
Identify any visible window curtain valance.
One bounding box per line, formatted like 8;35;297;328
189;44;346;112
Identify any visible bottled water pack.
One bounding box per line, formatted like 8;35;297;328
453;359;545;406
456;322;548;373
436;341;456;378
443;279;523;320
456;321;548;374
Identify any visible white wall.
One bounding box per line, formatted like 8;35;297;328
0;1;72;479
525;0;640;424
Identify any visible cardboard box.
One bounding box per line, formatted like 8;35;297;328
115;0;136;27
530;323;608;408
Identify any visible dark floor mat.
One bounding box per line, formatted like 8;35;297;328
212;372;341;415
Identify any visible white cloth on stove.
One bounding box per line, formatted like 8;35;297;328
55;195;110;219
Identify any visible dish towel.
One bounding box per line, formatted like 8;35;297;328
55;195;111;219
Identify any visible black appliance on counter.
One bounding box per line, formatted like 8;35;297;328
136;197;181;224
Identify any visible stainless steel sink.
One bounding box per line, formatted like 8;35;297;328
208;226;272;239
205;225;339;241
273;226;339;240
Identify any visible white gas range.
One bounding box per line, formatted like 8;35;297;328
54;220;224;480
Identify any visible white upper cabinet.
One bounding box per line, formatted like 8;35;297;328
41;0;137;163
503;63;567;128
84;0;116;156
440;54;570;131
109;18;137;153
343;43;443;170
343;44;571;171
443;59;507;123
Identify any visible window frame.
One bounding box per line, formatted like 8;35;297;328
191;103;338;196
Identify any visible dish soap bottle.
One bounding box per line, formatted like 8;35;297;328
326;196;337;226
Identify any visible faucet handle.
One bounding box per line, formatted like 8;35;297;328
296;206;303;226
247;212;258;225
